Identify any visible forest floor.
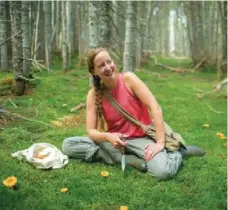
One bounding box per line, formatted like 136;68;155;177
0;57;227;210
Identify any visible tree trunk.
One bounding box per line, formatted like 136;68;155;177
123;1;136;72
78;2;89;56
131;2;137;70
36;1;45;62
54;1;60;53
33;1;40;60
0;1;8;70
114;1;126;56
190;2;205;65
88;1;100;48
135;1;141;68
99;1;111;48
61;1;69;71
219;1;227;78
43;1;52;69
21;1;31;78
10;1;26;95
67;1;76;55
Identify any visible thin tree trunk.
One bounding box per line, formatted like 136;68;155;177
0;1;8;70
135;2;141;68
99;1;111;48
61;1;69;71
33;1;40;60
67;1;76;54
218;1;227;79
88;1;99;48
131;2;137;70
190;2;205;65
21;1;31;78
55;0;61;52
36;1;45;62
123;1;135;72
43;1;52;69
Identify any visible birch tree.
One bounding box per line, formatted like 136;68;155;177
10;1;25;95
0;1;8;70
88;1;99;48
123;1;136;72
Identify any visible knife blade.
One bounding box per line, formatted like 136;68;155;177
120;145;126;171
121;152;126;171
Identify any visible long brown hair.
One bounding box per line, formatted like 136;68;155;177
87;48;107;131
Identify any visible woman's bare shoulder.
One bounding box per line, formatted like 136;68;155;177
86;87;95;102
123;71;139;85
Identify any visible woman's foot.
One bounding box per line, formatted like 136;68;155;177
180;145;206;157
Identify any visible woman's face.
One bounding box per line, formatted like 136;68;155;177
93;50;116;81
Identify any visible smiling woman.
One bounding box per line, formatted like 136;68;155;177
62;48;205;181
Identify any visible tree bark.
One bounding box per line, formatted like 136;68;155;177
61;1;69;71
0;1;8;70
99;1;111;48
21;1;31;78
219;1;227;78
88;1;100;48
43;1;52;69
10;1;26;95
135;1;141;68
123;1;136;72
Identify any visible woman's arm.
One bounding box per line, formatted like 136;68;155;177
86;88;127;148
124;72;165;160
124;72;165;143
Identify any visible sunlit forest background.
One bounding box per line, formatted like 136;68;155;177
0;1;227;95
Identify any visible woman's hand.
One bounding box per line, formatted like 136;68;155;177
144;142;165;161
106;133;128;149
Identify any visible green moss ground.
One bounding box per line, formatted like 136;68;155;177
0;57;226;210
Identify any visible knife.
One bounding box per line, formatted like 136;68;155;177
120;137;126;171
121;148;126;171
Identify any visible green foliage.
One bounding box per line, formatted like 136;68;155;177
0;58;227;210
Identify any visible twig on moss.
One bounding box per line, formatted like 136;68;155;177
204;102;224;114
0;107;53;128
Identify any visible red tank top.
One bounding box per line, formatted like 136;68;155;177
102;73;152;138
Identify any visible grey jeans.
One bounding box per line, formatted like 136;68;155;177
62;136;182;180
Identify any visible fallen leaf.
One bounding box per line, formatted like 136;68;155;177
120;206;129;210
219;154;226;159
60;187;68;193
220;136;227;140
203;124;210;128
50;120;64;128
216;132;225;138
3;176;17;188
100;171;109;177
